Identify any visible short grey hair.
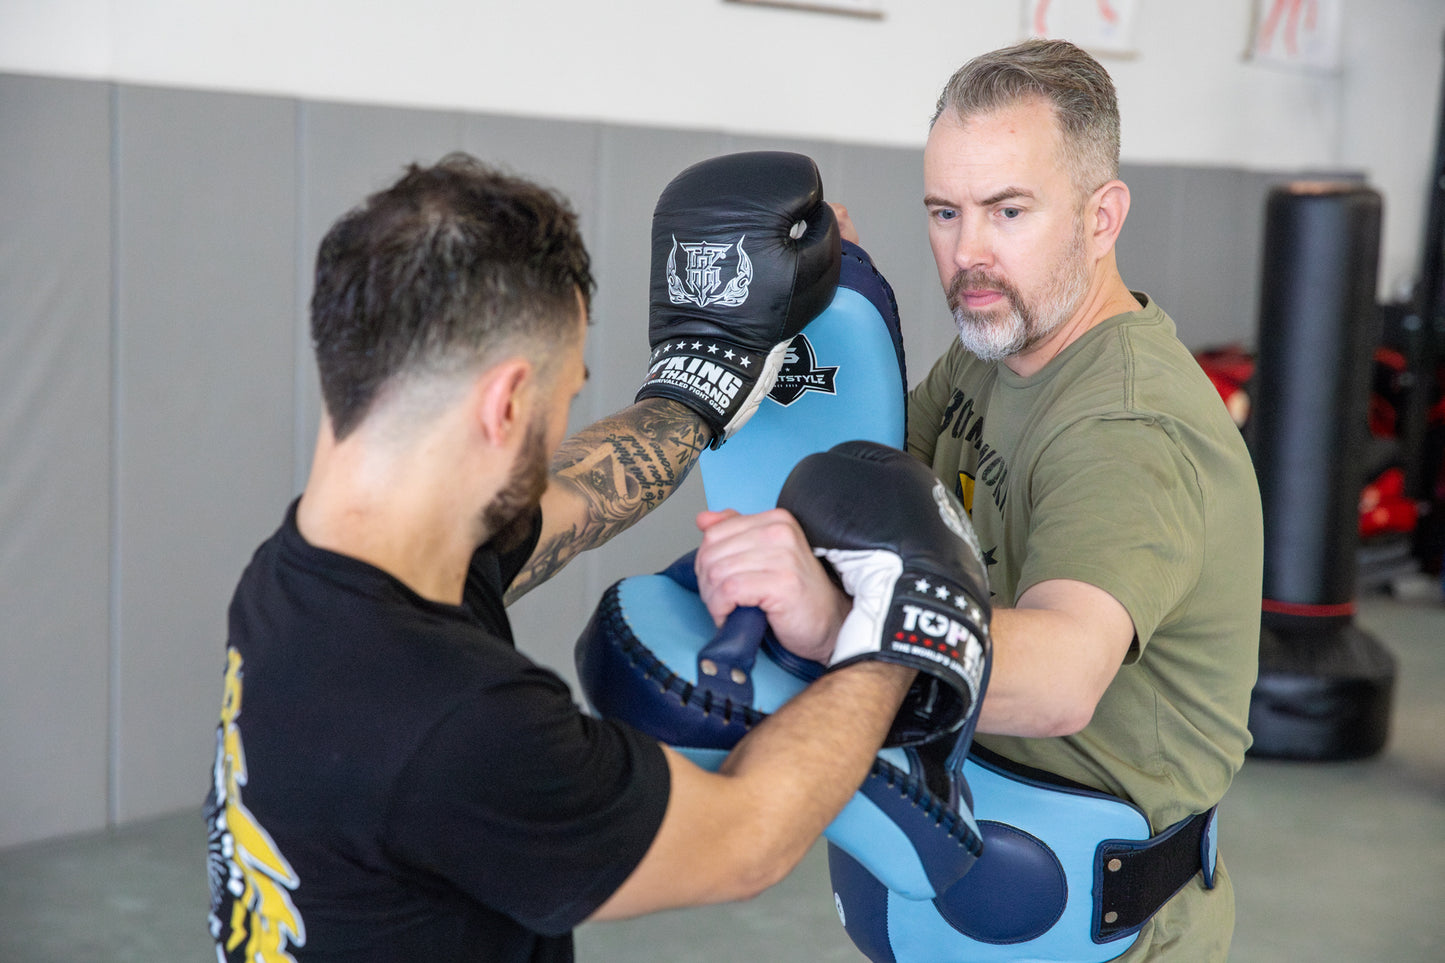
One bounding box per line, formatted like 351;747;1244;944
932;38;1121;196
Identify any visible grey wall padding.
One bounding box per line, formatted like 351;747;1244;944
0;71;1354;849
1;75;113;848
111;85;300;825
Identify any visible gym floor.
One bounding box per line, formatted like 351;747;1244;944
2;585;1441;963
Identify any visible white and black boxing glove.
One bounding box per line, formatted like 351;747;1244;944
779;440;992;747
637;151;841;448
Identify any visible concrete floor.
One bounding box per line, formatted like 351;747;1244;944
2;586;1441;962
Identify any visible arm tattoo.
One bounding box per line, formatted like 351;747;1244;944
505;400;710;602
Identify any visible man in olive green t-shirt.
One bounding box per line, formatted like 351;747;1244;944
907;292;1262;960
701;38;1263;962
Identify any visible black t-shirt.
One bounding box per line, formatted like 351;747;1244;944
206;501;670;962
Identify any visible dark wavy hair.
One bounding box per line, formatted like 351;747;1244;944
932;38;1121;197
310;152;595;439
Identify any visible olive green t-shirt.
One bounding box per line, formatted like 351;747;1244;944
908;295;1263;957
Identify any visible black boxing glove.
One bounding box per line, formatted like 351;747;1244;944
637;151;841;448
779;440;992;747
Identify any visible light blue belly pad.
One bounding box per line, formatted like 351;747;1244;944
830;754;1157;963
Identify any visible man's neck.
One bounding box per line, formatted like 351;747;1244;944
296;428;488;606
1003;272;1141;378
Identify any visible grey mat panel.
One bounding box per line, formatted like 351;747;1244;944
0;72;1367;846
723;131;846;184
1120;163;1364;351
1116;162;1181;324
462;111;603;239
0;75;112;847
296;100;469;489
1170;165;1266;347
1119;164;1267;349
112;85;298;821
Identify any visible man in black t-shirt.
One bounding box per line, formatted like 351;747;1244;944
206;153;933;962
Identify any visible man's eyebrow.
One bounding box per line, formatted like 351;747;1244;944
924;187;1036;208
980;187;1035;206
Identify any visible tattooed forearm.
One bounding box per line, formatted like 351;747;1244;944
505;399;710;602
551;399;711;533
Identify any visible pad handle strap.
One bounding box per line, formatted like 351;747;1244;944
697;607;765;706
658;552;770;708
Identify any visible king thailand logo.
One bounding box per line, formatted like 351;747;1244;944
667;235;753;308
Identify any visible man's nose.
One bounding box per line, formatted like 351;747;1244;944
949;216;992;273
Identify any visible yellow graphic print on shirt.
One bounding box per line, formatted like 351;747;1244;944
206;647;307;962
958;471;976;516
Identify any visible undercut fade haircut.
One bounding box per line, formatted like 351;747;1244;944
932;38;1121;197
310;152;595;439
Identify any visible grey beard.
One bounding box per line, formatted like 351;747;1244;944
948;227;1092;363
952;299;1032;361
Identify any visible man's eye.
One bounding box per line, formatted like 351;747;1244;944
933;209;957;221
1000;207;1021;219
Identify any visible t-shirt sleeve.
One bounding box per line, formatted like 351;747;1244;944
1019;417;1204;655
907;348;959;464
382;666;670;935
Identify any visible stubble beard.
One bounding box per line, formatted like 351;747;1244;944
478;417;551;554
947;222;1092;363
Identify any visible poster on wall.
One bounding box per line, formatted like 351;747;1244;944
1021;0;1141;56
1247;0;1343;73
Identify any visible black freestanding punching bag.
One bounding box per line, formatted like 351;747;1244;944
1246;182;1398;760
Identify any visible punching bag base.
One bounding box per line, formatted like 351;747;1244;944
1247;622;1397;761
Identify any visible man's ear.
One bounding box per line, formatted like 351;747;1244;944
1088;179;1131;258
471;357;534;447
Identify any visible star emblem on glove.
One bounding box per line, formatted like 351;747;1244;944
911;577;978;617
647;340;755;368
914;578;955;604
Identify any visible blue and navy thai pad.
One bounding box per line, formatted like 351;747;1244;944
575;553;984;901
576;241;985;900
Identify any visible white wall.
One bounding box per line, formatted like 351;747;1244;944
1;0;1443;297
